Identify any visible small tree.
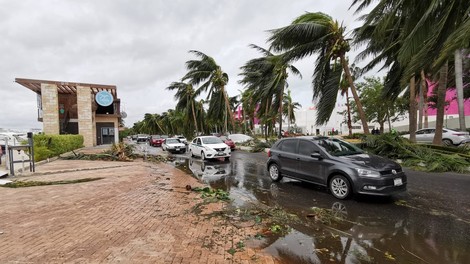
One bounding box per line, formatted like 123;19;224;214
351;77;407;132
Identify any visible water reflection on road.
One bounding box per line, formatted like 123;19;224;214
168;151;470;264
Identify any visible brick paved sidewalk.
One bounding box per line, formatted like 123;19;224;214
0;158;279;263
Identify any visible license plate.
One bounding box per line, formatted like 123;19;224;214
394;178;403;186
218;151;224;155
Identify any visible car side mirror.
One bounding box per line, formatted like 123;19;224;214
311;152;323;159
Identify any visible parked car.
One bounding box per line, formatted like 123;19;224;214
402;128;470;146
266;136;407;200
220;136;236;150
175;135;188;145
150;135;168;147
162;138;186;153
136;134;149;143
227;134;253;143
189;136;231;161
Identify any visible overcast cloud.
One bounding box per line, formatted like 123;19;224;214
0;0;369;130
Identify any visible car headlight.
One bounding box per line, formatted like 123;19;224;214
356;168;380;178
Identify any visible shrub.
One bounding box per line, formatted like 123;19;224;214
33;134;84;161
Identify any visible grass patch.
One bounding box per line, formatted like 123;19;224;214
1;177;104;188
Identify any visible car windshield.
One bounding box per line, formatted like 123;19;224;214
202;137;223;144
318;138;364;157
166;139;180;144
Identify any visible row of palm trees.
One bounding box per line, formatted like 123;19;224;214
133;0;469;144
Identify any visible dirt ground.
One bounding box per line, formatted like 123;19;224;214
0;150;279;263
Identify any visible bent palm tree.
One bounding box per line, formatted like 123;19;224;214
183;50;234;134
283;90;301;133
239;44;301;138
268;12;370;134
166;82;200;136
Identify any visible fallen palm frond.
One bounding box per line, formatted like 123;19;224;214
361;134;470;173
1;177;104;188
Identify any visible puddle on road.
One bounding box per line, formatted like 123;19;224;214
167;155;470;264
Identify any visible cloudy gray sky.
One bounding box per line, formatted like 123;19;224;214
0;0;370;130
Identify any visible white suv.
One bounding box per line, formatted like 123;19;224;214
189;136;231;161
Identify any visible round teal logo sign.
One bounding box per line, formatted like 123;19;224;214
96;91;113;107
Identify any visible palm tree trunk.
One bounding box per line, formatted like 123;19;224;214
278;82;285;139
432;62;448;145
288;103;291;133
387;108;392;133
418;71;425;129
409;76;418;142
340;56;369;134
346;90;353;137
191;101;198;136
420;70;429;128
455;49;466;131
222;88;236;133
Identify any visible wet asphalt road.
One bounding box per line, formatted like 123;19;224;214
137;143;470;264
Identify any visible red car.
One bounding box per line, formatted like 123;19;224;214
150;135;168;147
220;136;236;150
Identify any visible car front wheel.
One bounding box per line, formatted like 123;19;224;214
201;151;206;160
268;163;283;182
329;175;351;200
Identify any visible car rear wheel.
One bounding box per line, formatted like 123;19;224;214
329;175;351;200
190;149;195;157
442;139;453;146
268;163;283;182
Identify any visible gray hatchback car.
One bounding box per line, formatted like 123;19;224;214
266;136;407;199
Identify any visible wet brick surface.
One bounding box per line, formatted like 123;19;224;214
0;158;278;263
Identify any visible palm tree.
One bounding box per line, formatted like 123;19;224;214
268;12;370;134
283;90;301;133
239;44;301;138
142;113;165;135
183;50;234;134
339;64;361;137
352;0;470;144
239;89;257;133
166;82;200;136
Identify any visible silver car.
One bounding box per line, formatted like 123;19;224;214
162;138;186;153
402;128;470;146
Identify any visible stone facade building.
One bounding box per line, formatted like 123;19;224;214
16;78;121;147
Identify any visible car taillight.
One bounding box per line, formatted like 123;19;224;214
267;149;271;157
453;133;466;136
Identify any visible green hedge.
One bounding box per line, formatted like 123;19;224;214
33;134;84;161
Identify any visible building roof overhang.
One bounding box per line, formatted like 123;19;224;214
15;78;118;98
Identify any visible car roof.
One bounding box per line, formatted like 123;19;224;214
283;136;333;141
196;136;219;139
